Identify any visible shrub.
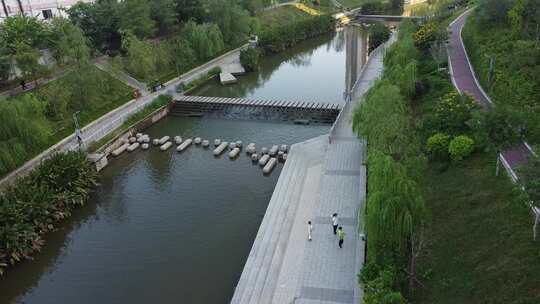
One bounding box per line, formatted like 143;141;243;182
0;152;98;275
449;135;475;161
427;91;480;135
426;133;450;160
360;263;406;304
258;15;335;53
240;47;260;72
413;22;438;50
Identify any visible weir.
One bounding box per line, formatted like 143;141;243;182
171;95;342;123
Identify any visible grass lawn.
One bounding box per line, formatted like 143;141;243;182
257;6;311;27
413;153;540;303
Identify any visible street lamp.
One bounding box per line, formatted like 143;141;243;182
73;111;83;150
484;54;494;88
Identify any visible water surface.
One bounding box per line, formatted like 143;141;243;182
0;26;369;304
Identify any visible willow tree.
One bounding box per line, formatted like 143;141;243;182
386;61;417;99
0;95;51;176
365;150;426;289
353;81;411;159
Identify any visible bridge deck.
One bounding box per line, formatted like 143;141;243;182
175;95;342;111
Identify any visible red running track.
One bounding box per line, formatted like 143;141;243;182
447;9;534;178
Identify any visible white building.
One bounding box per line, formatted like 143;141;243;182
0;0;95;21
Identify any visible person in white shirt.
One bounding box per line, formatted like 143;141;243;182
307;221;313;241
332;213;338;235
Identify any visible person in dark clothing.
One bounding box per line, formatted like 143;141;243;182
337;226;345;249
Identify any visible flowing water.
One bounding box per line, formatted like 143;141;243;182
0;26;369;304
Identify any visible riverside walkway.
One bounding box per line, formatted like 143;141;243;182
230;35;392;304
448;9;535;181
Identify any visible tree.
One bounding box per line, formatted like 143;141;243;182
121;31;158;83
181;21;225;61
175;0;205;23
0;15;47;50
150;0;177;34
477;0;513;24
508;0;529;38
353;81;412;159
168;38;196;73
207;0;253;46
0;42;11;85
13;42;43;84
119;0;156;38
49;18;90;66
67;0;122;50
365;150;426;266
0;94;51;175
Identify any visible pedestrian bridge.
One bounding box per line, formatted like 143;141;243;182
172;95;342;123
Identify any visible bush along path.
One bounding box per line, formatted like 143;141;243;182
447;9;536;181
0;152;98;276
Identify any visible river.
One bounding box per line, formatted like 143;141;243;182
0;26;369;304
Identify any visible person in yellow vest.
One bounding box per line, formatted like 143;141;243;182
337;226;345;249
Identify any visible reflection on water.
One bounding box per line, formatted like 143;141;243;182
0;26;370;304
193;26;368;104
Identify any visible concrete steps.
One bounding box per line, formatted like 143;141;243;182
231;136;326;304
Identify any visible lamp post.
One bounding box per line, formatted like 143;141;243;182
73;111;83;150
484;54;494;88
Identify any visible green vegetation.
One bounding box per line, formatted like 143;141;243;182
0;152;98;275
0;65;132;178
448;134;475;161
122;95;173;128
182;67;222;92
415;154;540;303
352;0;540;301
368;23;391;51
256;6;310;27
240;47;261;71
258;15;335;53
354;20;426;302
359;0;404;14
462;0;540;145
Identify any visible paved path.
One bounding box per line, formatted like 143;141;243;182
0;68;70;99
448;9;535;181
230;34;390;304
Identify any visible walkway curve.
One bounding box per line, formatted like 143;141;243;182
447;8;535;181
